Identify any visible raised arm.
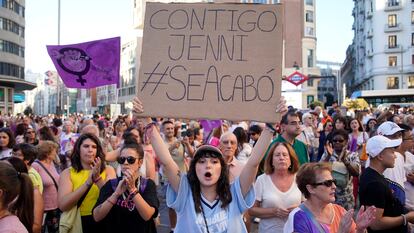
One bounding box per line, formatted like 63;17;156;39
132;97;181;192
239;97;287;197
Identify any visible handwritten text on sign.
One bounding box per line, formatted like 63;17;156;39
138;3;283;122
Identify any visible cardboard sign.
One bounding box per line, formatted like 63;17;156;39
138;2;283;123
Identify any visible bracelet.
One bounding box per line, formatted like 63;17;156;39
93;176;102;183
265;123;276;133
128;189;139;199
85;180;93;187
402;214;407;226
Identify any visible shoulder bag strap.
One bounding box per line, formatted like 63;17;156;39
76;180;93;208
34;160;59;191
299;203;328;233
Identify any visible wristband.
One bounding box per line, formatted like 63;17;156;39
85;180;93;187
129;189;139;199
402;214;407;226
93;176;102;183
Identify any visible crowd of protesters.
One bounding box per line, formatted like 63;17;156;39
0;98;414;233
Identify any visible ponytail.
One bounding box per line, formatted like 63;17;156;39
11;173;34;233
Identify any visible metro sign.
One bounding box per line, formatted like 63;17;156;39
285;71;308;86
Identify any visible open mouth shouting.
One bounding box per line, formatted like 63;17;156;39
205;172;212;178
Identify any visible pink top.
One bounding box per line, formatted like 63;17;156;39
208;137;220;147
32;160;60;211
0;215;28;233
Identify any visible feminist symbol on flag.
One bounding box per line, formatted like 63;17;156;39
52;47;91;86
46;37;120;89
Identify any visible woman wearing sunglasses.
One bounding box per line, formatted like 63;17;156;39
92;142;159;233
58;133;116;233
283;163;376;233
320;129;360;210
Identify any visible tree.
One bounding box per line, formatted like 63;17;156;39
342;98;368;110
311;100;324;108
23;106;33;116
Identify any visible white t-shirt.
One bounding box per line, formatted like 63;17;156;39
254;174;302;233
0;148;12;159
383;151;406;188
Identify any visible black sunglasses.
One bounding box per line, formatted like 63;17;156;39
313;179;337;187
332;139;345;143
117;156;137;165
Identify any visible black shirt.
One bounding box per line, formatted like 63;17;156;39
94;177;159;233
359;167;407;233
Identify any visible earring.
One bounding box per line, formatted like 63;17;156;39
288;164;292;170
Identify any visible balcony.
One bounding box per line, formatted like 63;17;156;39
366;11;373;19
366;49;374;58
367;29;373;38
384;23;403;32
384;44;402;53
384;1;402;11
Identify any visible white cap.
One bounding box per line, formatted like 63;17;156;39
376;121;403;136
366;135;402;158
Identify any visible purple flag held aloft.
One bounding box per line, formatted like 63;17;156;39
199;120;222;134
46;37;120;89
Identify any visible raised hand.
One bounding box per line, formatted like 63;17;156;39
114;177;127;195
338;209;354;233
132;96;152;125
356;205;376;232
276;96;288;116
89;157;102;181
123;169;139;192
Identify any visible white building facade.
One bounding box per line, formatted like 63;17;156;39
350;0;414;105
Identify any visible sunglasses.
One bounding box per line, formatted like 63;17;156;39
332;139;345;143
117;156;137;165
313;179;337;187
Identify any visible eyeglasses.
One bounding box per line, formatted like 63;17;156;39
332;139;345;143
117;156;137;165
313;179;337;187
403;137;414;141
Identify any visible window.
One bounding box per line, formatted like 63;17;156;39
388;35;397;48
388;14;397;27
305;27;314;36
412;33;414;46
412;11;414;24
0;88;4;102
388;56;397;66
408;76;414;88
306;0;313;5
307;95;314;106
412;54;414;64
387;77;399;89
306;11;314;23
388;0;399;7
307;49;314;67
307;79;313;87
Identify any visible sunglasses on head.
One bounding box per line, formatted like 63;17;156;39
117;156;137;165
313;179;337;187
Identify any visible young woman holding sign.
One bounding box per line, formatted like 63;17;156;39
132;96;287;233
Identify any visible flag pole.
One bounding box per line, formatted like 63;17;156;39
56;0;61;116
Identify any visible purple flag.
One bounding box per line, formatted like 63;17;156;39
46;37;120;89
199;119;222;134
